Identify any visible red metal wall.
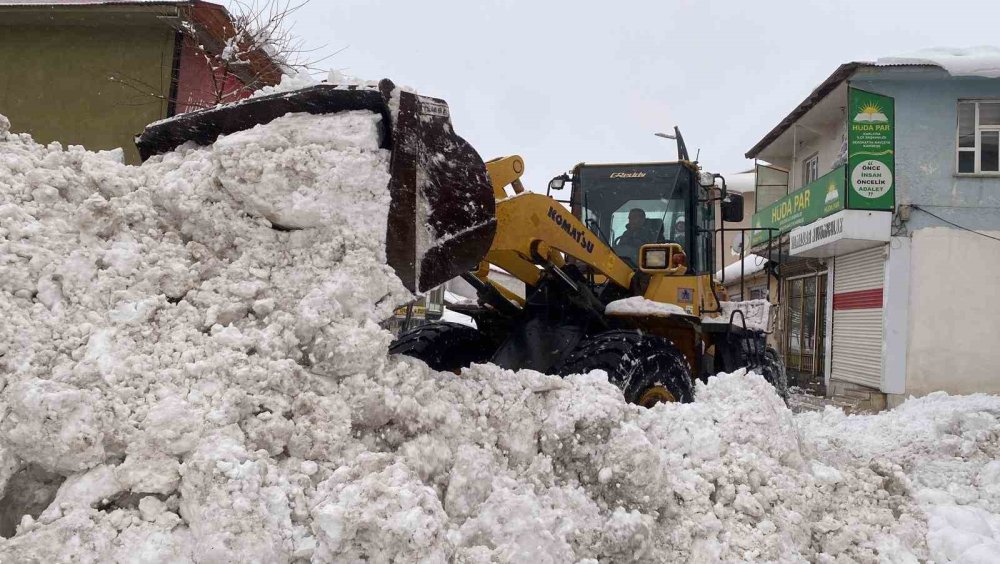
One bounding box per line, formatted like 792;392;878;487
174;34;250;114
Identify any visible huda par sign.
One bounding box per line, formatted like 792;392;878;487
847;88;895;210
750;167;845;245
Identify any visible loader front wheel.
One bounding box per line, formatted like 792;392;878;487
557;330;694;406
389;322;496;373
756;346;789;402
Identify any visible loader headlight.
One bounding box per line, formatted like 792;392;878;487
643;249;668;269
640;244;686;273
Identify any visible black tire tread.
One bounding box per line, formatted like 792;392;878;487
758;346;789;402
557;330;695;404
389;322;494;372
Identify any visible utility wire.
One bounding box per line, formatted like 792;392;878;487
910;205;1000;243
914;204;1000;209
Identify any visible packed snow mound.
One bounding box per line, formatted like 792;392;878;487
605;296;687;317
798;393;1000;562
878;46;1000;78
2;112;1000;562
213;112;392;229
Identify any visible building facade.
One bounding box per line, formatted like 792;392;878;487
0;0;280;164
745;61;1000;409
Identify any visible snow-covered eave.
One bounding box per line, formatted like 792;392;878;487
715;254;769;285
724;170;756;194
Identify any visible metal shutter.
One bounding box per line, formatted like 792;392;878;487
831;245;886;389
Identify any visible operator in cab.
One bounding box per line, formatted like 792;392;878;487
614;208;661;265
671;215;686;242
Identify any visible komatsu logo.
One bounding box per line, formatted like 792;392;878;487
610;171;647;178
547;207;595;253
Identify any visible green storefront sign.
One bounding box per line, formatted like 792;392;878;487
847;88;895;210
751;166;845;246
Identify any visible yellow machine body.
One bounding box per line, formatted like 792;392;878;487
391;150;783;407
470;156;740;379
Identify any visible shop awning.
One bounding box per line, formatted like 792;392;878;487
789;210;891;257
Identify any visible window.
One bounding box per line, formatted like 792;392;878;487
957;101;1000;174
755;163;789;211
802;153;819;186
574;164;690;267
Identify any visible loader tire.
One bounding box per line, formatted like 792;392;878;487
759;346;789;402
389;322;495;373
746;345;788;402
557;330;694;406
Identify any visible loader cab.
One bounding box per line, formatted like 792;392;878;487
568;162;714;273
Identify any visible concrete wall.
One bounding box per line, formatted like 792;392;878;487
0;19;174;164
882;236;910;395
852;68;1000;232
906;227;1000;395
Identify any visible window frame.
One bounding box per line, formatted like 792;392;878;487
956;100;1000;175
802;153;820;187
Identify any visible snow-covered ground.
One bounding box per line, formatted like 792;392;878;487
2;112;1000;562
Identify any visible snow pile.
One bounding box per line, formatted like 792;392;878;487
249;71;321;98
0;110;409;561
877;46;1000;78
249;70;378;100
605;296;688;317
2;111;1000;562
798;393;1000;562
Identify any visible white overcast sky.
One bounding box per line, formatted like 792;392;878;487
257;0;999;190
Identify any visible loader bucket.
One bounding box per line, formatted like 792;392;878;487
135;79;496;293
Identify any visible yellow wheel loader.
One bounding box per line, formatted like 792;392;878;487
391;144;787;405
136;81;785;407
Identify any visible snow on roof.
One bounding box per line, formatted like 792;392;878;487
725;170;756;194
716;254;768;283
877;46;1000;79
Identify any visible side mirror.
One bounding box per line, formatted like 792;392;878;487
721;193;744;223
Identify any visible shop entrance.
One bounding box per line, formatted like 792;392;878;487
784;273;828;389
